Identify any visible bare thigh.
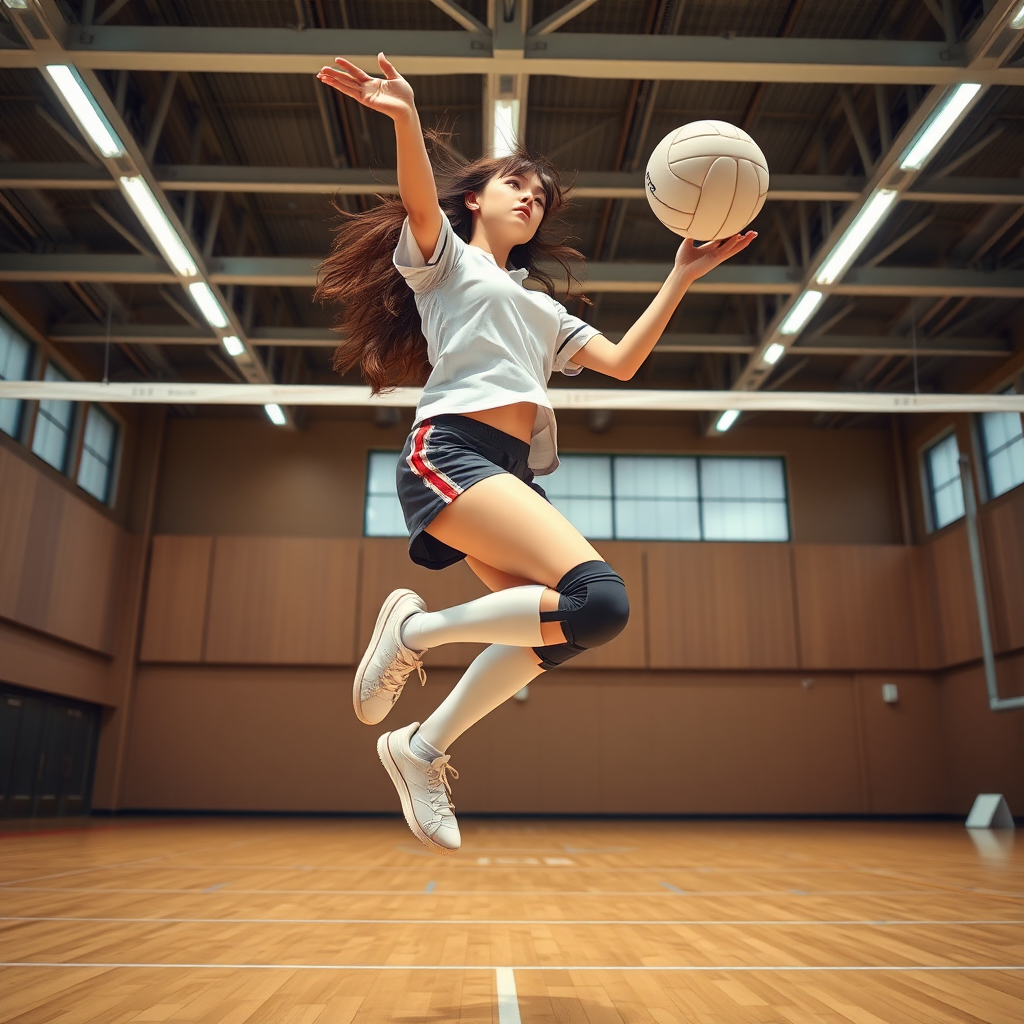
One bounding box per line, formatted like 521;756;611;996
426;473;603;647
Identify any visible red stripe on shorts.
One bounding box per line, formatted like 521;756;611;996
408;422;463;504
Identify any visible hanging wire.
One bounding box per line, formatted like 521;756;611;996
910;298;919;395
103;290;113;385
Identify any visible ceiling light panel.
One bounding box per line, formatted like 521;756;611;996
119;176;198;278
899;83;982;171
815;189;898;286
44;65;125;159
188;282;228;328
715;410;740;432
779;290;824;335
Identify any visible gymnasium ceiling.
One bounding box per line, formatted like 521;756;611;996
1;0;1023;419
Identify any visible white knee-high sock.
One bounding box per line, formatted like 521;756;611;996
400;585;547;650
414;645;544;753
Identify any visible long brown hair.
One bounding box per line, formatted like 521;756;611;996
315;125;589;393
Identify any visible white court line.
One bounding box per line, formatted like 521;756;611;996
1;961;1023;972
5;886;1006;898
2;916;1022;927
496;968;521;1024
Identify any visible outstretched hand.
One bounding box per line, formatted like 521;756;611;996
673;230;757;280
317;53;416;122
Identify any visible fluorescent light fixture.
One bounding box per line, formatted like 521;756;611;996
899;83;982;171
779;289;824;335
118;176;198;278
715;409;740;432
222;335;245;357
44;64;124;158
1013;2;1024;29
763;343;786;365
188;282;228;328
265;403;286;426
492;98;519;158
4;1;30;9
815;189;898;286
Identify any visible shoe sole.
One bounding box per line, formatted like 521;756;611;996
377;732;456;857
352;588;420;726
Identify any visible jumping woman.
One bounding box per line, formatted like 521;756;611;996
316;53;755;855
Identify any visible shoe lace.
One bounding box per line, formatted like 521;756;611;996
377;645;427;701
425;757;459;817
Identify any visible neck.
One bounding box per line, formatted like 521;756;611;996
468;221;511;270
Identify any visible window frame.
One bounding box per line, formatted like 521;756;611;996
976;386;1024;504
361;448;793;543
921;428;965;534
76;404;121;506
364;448;409;538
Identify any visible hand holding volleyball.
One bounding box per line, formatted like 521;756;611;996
645;120;769;240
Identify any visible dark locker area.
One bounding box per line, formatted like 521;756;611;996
0;682;101;818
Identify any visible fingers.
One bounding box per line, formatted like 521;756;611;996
317;68;363;100
333;56;372;81
378;52;399;79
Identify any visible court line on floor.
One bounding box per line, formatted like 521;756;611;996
2;915;1022;926
3;885;1019;898
496;967;521;1024
1;961;1023;972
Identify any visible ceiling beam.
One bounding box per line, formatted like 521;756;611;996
50;324;1009;359
3;25;1024;84
6;165;1023;205
9;253;1024;298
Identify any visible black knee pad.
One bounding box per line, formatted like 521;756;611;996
533;560;630;670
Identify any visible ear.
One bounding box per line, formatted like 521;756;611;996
464;190;480;212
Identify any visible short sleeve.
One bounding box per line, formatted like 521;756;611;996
393;212;464;294
550;298;602;376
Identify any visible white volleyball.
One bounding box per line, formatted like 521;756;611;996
644;120;769;240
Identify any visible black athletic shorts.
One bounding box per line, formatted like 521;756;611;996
396;413;550;571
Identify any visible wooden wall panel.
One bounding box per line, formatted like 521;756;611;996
647;543;798;669
358;539;489;669
204;537;361;665
139;536;213;662
45;495;123;653
794;545;924;670
938;653;1024;815
925;528;980;667
855;674;948;814
982;489;1024;653
0;444;123;654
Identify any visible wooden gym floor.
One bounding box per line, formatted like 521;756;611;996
0;817;1021;1023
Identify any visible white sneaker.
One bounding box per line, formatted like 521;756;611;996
353;589;427;725
377;722;461;855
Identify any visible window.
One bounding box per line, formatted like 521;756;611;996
31;362;76;472
361;450;790;542
365;450;408;537
547;454;790;542
980;390;1024;500
924;432;964;530
0;316;32;439
77;405;118;503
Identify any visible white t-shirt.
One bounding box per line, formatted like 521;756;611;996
393;212;601;475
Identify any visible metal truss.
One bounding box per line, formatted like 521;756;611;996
5;165;1022;206
46;323;1010;360
5;253;1024;300
2;23;1024;85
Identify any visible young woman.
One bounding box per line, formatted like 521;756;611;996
316;53;755;855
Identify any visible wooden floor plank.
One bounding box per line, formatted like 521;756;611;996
1;819;1021;1023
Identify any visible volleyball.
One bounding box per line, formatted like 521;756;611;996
644;120;769;240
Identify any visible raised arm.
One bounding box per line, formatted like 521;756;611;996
317;53;442;259
572;232;757;381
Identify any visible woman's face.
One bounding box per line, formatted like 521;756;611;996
466;169;547;246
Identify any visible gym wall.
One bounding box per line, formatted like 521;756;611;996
1;409;1022;817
